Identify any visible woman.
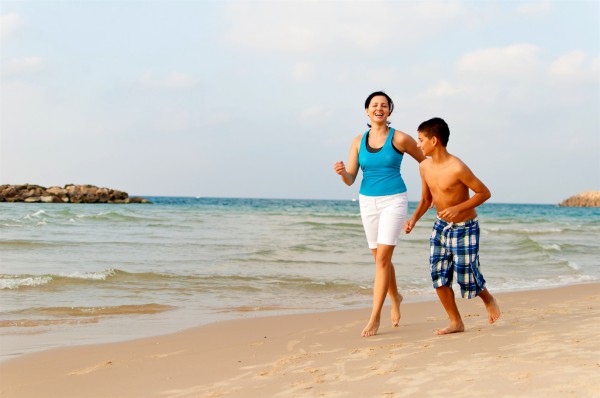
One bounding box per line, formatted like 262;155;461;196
334;91;425;337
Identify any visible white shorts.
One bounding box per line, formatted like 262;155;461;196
359;192;408;249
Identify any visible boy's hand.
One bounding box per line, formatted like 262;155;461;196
438;206;461;222
404;219;416;234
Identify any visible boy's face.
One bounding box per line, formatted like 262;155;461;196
417;131;434;156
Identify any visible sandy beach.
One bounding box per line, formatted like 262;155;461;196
1;283;598;398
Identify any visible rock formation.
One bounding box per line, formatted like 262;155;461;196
559;190;600;207
0;184;150;204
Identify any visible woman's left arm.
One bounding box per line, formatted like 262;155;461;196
394;131;426;163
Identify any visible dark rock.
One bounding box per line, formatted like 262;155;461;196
128;197;150;204
0;184;151;204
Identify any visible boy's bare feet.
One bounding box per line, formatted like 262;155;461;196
391;292;403;327
361;319;380;337
486;297;501;324
436;321;465;335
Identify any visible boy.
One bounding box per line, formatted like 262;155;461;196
404;117;501;334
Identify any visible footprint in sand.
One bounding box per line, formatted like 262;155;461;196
287;339;301;351
436;350;458;357
68;361;113;375
150;350;185;359
511;372;532;380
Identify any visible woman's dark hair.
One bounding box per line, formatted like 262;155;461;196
364;91;394;114
365;91;394;127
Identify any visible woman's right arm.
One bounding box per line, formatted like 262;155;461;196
334;135;361;186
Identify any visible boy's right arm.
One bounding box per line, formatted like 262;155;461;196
404;164;433;234
437;161;491;222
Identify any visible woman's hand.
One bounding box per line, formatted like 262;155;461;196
333;161;346;176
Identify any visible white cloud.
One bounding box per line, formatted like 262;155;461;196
0;12;22;42
222;1;466;54
457;44;541;78
2;56;44;76
222;2;330;54
291;62;316;81
418;43;599;120
420;44;549;109
154;107;191;132
413;0;467;19
548;51;599;83
423;80;464;98
365;67;401;86
515;1;553;17
299;105;333;124
139;72;197;89
204;111;229;126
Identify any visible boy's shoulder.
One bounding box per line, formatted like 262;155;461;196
448;154;467;167
420;154;465;168
419;157;432;170
421;154;468;175
451;155;474;173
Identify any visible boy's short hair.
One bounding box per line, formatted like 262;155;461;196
418;117;450;147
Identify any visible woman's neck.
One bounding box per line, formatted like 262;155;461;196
369;124;389;136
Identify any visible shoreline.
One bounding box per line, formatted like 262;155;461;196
0;283;586;363
1;282;598;397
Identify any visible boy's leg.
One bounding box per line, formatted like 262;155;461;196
435;285;464;335
429;219;463;334
478;288;501;324
452;220;501;324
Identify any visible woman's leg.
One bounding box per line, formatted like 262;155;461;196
359;193;406;336
362;244;395;337
388;263;403;327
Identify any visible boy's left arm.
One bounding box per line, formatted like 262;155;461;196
438;165;491;221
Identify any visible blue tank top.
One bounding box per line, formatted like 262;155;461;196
358;128;407;196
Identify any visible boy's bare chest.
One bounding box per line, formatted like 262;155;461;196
425;171;461;194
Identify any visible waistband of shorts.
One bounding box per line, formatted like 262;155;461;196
359;192;407;199
359;192;408;203
435;216;478;227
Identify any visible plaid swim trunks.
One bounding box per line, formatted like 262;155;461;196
430;216;486;299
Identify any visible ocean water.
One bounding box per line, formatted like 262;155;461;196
1;197;599;361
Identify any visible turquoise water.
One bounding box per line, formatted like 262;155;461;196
1;198;598;360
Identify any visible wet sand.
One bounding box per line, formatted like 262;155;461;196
1;283;599;397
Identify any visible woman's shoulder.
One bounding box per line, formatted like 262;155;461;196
350;133;364;150
391;128;413;143
391;127;408;137
353;132;366;142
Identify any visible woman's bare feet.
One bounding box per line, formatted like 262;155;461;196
391;292;403;327
436;321;465;335
361;318;380;337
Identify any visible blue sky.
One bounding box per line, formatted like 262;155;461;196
1;0;598;204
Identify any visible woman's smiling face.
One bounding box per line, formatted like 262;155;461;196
366;95;390;123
